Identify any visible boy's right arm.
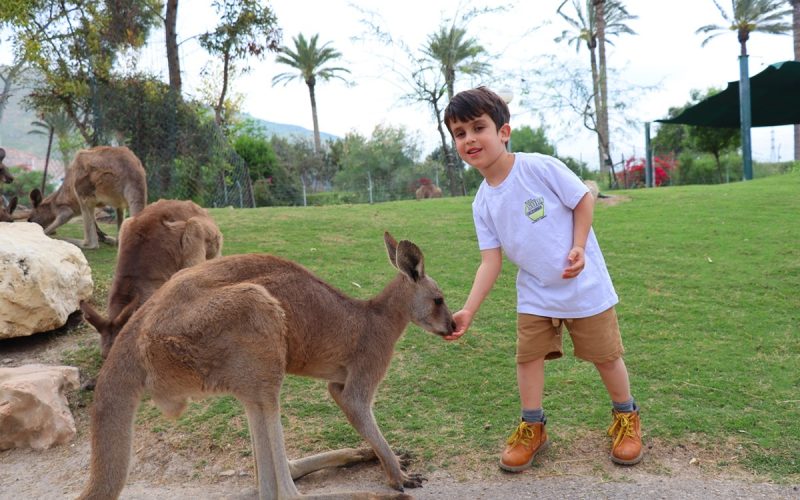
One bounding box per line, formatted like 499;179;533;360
446;247;503;341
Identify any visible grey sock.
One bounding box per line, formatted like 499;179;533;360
612;398;636;413
522;408;545;423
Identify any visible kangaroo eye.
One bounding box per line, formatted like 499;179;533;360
434;298;444;306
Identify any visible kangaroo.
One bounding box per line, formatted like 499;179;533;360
79;232;455;500
80;199;223;360
0;148;14;184
28;145;147;249
0;196;17;222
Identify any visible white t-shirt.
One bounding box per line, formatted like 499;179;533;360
472;153;618;318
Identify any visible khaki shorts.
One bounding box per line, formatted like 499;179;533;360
516;307;624;364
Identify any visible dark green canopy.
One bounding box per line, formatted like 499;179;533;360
656;61;800;128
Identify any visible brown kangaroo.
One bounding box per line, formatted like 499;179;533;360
0;195;17;222
80;199;223;359
28;146;147;249
79;232;455;500
0;148;14;184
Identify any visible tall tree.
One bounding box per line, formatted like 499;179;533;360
791;0;800;160
164;0;181;96
199;0;281;127
272;33;350;152
423;23;489;101
697;0;792;178
556;0;636;185
4;0;161;145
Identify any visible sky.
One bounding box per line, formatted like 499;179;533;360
2;0;796;169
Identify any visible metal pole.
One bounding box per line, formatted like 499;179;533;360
645;122;653;187
738;55;753;181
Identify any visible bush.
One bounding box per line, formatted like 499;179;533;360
1;166;59;201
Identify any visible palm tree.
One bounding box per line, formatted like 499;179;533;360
696;0;792;179
556;0;636;185
272;33;350;152
790;0;800;160
29;111;80;195
422;23;489;101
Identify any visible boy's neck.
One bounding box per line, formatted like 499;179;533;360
482;152;515;187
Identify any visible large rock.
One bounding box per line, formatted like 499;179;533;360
0;364;80;450
0;222;93;339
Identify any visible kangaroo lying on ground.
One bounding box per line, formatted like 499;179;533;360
0;148;14;184
79;232;455;500
80;199;223;360
0;196;17;222
28;146;147;249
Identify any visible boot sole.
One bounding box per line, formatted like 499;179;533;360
499;440;551;472
610;450;643;465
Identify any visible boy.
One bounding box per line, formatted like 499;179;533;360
443;86;642;471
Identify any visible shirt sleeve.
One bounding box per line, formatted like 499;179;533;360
533;154;589;209
472;196;500;251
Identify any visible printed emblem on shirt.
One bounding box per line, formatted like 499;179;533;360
524;196;546;222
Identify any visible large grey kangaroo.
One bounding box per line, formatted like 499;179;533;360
79;232;456;500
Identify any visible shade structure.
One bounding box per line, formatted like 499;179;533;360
656;61;800;128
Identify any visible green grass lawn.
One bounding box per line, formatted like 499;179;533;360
71;171;800;482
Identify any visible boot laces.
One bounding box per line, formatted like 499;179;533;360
506;421;536;447
607;412;635;449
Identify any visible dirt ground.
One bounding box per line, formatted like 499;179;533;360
1;314;798;499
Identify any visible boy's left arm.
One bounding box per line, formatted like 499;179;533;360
562;192;594;279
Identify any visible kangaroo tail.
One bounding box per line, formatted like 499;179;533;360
78;333;147;500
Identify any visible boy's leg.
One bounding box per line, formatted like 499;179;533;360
568;308;643;465
501;315;561;472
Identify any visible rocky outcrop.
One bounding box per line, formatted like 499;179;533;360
0;222;93;339
0;364;80;450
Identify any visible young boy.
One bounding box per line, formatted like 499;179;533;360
443;86;642;471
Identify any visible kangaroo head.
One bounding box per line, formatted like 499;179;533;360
0;148;13;184
81;300;138;359
384;232;455;337
28;188;56;228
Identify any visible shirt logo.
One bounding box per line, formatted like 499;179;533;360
524;196;546;222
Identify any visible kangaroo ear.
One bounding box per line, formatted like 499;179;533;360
112;300;138;332
30;189;42;208
80;300;109;332
395;240;425;282
384;231;399;269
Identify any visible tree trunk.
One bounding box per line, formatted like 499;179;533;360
215;51;231;126
165;0;182;96
588;43;605;181
593;0;613;186
793;0;800;161
435;111;459;196
307;81;321;152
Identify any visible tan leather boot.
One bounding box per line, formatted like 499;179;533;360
499;420;550;472
608;409;643;465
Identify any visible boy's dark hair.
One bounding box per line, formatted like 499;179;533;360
444;86;510;135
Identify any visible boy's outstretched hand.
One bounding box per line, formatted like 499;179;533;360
446;309;473;341
562;246;586;279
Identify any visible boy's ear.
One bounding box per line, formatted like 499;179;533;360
499;123;511;143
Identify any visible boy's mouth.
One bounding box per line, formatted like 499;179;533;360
466;147;481;155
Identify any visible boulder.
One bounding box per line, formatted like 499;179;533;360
0;364;80;450
0;222;93;339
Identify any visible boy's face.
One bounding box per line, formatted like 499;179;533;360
448;113;510;171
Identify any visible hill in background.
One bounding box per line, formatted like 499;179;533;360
0;74;337;164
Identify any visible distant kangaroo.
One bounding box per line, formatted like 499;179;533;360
0;148;14;184
78;233;455;500
80;199;224;359
28;146;147;249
